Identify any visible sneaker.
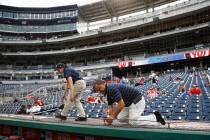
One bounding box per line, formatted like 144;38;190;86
75;116;87;121
154;111;166;125
55;113;67;120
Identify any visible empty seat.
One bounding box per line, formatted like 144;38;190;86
203;115;210;121
171;115;186;120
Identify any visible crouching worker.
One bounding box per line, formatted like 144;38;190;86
93;80;165;125
55;63;87;121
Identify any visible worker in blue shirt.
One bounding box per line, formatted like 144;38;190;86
55;63;87;121
93;80;165;125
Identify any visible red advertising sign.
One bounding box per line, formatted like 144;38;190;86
186;50;210;58
118;61;135;68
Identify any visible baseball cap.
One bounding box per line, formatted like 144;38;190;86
56;63;65;69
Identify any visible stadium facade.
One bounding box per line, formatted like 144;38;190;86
0;5;78;40
0;0;210;81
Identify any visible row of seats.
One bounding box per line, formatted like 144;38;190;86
0;70;210;122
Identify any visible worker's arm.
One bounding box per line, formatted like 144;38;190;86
66;77;74;102
108;105;113;116
105;87;125;125
106;99;125;125
61;84;67;101
112;99;125;119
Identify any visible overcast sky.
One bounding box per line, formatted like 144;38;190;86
0;0;187;8
0;0;101;7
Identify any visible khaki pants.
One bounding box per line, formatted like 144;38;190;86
117;97;159;125
61;80;86;117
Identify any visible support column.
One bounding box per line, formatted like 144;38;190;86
11;73;14;80
25;76;28;81
200;60;203;68
87;22;90;31
54;71;58;80
111;17;113;23
116;16;119;23
185;66;188;72
146;7;149;13
110;68;113;80
152;2;154;12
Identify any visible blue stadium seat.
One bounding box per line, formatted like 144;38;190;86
164;103;175;108
171;115;186;120
160;108;172;118
204;115;210;121
176;103;187;108
173;108;186;113
188;102;201;108
187;108;201;114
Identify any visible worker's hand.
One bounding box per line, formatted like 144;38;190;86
105;115;114;125
70;96;75;102
61;95;65;102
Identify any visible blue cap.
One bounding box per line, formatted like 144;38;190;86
56;63;65;69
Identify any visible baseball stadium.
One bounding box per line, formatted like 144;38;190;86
0;0;210;139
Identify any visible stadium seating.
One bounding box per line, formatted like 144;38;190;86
0;70;210;122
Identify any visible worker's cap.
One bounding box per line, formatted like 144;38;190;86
55;63;65;69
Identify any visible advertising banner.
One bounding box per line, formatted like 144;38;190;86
148;53;185;64
185;49;210;58
118;53;184;68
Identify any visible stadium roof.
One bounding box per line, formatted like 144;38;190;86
0;0;178;22
79;0;177;22
0;5;78;12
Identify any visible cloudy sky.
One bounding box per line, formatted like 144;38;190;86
0;0;187;7
0;0;101;7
